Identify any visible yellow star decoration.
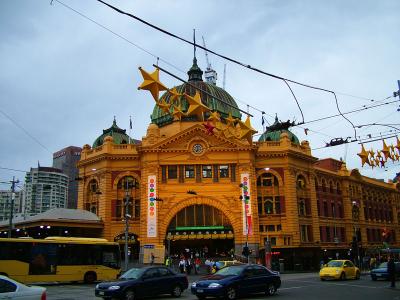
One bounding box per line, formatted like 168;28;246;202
168;87;182;106
396;137;400;152
237;116;258;144
224;112;236;128
395;153;400;161
381;140;390;161
208;111;221;124
157;99;171;114
369;149;375;158
138;67;168;101
171;104;186;121
357;144;369;167
184;91;210;121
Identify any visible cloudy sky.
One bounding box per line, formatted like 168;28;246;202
0;0;399;189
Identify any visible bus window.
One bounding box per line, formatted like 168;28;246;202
0;242;30;263
102;245;120;269
29;243;57;275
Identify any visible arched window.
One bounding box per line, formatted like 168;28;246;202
336;183;341;194
298;200;306;216
297;175;306;189
257;173;279;187
329;181;334;193
322;179;327;192
113;176;140;220
264;200;273;214
85;179;100;215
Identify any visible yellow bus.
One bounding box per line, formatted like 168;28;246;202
0;236;121;284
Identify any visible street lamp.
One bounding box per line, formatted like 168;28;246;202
123;177;138;272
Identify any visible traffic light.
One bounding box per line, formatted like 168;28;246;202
242;246;250;257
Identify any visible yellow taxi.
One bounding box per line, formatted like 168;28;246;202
319;259;360;281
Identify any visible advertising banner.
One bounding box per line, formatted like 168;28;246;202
241;173;253;235
147;175;157;237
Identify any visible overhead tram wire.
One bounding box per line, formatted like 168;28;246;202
0;167;28;173
54;0;395;132
293;97;398;127
0;109;51;154
95;0;363;137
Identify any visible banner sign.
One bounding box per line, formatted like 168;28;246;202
147;175;157;237
241;173;253;235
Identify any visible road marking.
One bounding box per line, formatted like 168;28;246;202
286;279;380;289
280;285;319;290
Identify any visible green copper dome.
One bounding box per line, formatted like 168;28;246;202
93;118;135;148
258;116;300;144
150;58;241;127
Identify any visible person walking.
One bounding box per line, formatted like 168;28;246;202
165;256;171;268
178;258;186;273
150;252;155;265
388;256;396;288
194;257;201;274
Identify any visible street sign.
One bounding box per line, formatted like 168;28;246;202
143;244;154;249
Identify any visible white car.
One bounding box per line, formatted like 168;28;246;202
0;275;46;300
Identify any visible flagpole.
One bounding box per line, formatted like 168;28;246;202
129;116;132;144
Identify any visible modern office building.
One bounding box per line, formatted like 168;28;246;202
24;167;68;215
0;190;23;221
76;58;400;268
53;146;82;208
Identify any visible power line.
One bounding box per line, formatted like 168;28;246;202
0;167;28;173
0;109;51;153
95;0;359;135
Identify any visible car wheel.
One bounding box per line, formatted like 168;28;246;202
84;272;97;284
171;285;182;297
355;271;360;280
340;272;346;281
125;289;135;300
225;286;236;300
265;283;276;296
320;278;326;281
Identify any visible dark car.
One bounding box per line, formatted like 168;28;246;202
191;264;281;300
95;266;188;300
370;262;400;281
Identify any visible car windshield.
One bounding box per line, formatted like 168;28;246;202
378;262;387;268
327;261;343;267
120;268;144;280
215;266;243;276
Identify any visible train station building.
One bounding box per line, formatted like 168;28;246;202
76;58;400;270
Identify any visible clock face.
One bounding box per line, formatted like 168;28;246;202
192;143;203;154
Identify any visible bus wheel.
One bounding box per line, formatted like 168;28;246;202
84;271;97;283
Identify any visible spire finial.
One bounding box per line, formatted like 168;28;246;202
113;116;116;126
275;113;278;123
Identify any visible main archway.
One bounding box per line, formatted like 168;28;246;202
165;204;234;258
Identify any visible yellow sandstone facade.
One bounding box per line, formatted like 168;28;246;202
77;60;400;270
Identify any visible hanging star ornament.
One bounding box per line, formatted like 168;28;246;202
208;111;221;124
138;67;168;101
381;140;390;161
168;87;182;106
157;99;171;114
184;91;210;121
203;121;216;135
357;144;369;167
224;112;237;128
396;137;400;153
171;104;186;121
237;116;258;144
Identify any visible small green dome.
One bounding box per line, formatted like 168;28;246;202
258;116;300;144
93;118;135;148
150;58;241;127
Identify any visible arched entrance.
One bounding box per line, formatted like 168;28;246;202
165;204;234;258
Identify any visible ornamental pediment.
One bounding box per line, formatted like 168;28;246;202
143;124;250;153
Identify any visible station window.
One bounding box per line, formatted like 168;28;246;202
277;224;282;231
259;225;264;232
185;165;195;178
219;165;229;178
168;166;178;179
202;165;212;178
267;225;275;232
270;237;276;246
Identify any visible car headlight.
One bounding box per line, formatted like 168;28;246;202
95;284;100;289
191;282;197;288
108;286;121;290
208;283;222;288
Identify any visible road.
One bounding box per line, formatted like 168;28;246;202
46;273;400;300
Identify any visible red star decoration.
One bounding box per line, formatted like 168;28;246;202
203;121;215;135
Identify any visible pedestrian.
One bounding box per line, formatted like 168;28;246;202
150;252;155;265
178;258;185;273
370;257;376;270
194;257;201;274
186;258;192;275
165;256;171;267
205;258;211;274
387;256;396;288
